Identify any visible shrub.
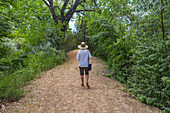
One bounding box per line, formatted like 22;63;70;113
0;50;66;101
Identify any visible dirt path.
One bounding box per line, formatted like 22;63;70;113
1;50;161;113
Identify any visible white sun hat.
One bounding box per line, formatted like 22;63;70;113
78;42;88;49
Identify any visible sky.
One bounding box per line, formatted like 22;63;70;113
69;20;76;32
69;13;77;32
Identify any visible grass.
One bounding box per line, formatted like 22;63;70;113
0;51;66;102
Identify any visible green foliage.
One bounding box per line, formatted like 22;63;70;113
129;39;169;110
62;33;82;52
0;41;11;59
0;35;66;101
87;18;120;59
82;0;170;111
0;0;169;111
0;50;66;101
0;0;67;102
0;0;12;38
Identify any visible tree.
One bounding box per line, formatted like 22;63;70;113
42;0;99;33
81;0;169;111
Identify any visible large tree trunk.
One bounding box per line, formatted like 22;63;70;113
42;0;98;33
60;0;81;32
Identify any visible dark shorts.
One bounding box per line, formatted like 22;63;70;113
79;67;89;75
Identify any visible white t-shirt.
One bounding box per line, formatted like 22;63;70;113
76;49;92;67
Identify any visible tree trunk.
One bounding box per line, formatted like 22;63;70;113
160;0;166;51
42;0;98;33
50;7;58;24
160;0;165;41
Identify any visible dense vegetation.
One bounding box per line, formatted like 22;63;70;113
0;0;98;102
74;0;169;112
0;0;66;101
0;0;169;112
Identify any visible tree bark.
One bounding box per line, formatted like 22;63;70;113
61;0;83;32
160;0;166;51
42;0;99;33
49;7;58;24
42;0;58;24
160;0;165;41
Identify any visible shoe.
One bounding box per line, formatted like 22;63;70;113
86;82;90;89
81;84;84;87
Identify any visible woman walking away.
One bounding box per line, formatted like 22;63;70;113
76;42;92;89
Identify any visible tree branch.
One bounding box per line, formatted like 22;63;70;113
64;0;80;20
65;0;93;16
79;12;88;16
75;9;96;12
44;0;58;24
79;4;85;9
78;1;84;5
48;0;53;6
53;5;61;11
61;0;69;13
42;0;49;7
156;18;161;24
60;0;69;22
125;14;132;21
92;0;97;6
42;0;99;33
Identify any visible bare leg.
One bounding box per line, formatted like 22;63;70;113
85;74;89;83
85;75;90;88
80;75;84;86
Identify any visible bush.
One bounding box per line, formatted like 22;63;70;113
87;17;169;111
0;50;66;101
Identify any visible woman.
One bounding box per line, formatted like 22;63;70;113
76;42;92;88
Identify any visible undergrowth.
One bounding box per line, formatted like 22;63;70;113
0;50;66;101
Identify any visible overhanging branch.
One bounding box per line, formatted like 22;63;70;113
80;4;85;9
75;9;96;12
77;1;84;6
62;0;69;13
76;11;88;16
42;0;49;7
48;0;53;6
75;9;101;14
53;6;61;11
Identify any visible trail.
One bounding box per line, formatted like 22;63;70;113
1;50;161;113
